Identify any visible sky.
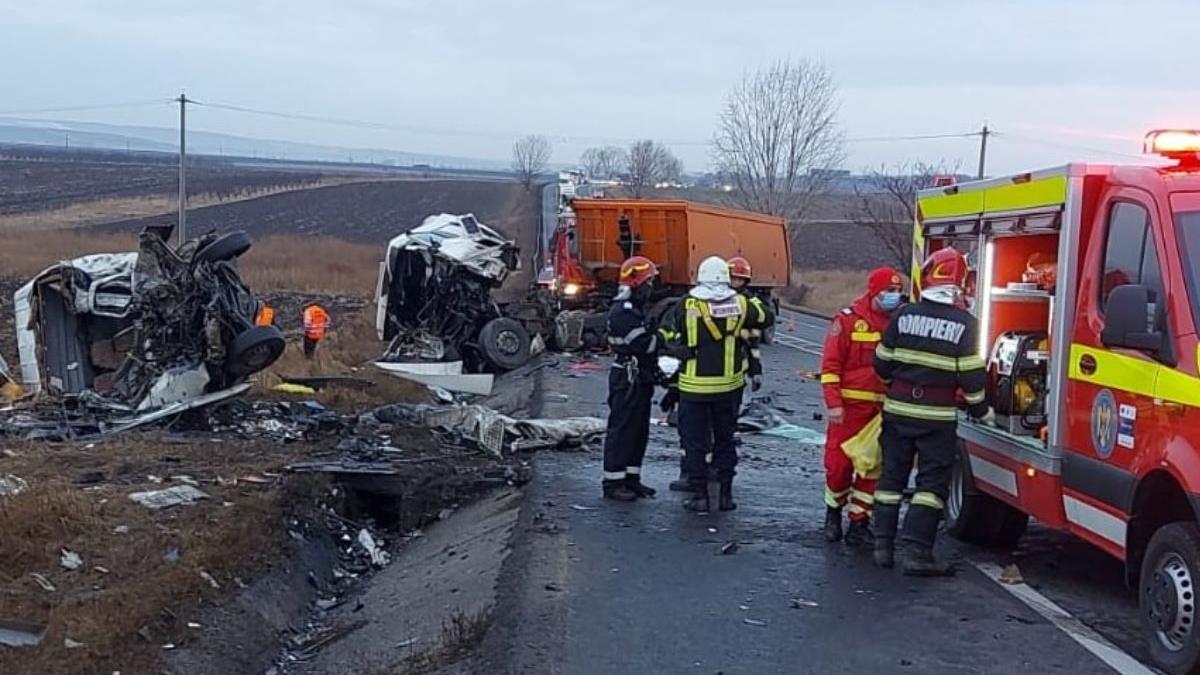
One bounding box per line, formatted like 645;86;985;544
0;0;1197;174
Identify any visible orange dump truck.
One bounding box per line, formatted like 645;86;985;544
540;199;791;316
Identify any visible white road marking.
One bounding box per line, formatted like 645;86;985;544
973;561;1157;675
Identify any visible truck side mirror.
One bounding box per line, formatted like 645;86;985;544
1101;284;1171;359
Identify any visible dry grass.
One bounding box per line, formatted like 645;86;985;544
240;236;380;296
0;230;380;299
782;268;874;316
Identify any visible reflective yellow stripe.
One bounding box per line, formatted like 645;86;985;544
883;398;958;421
1068;343;1200;408
963;389;987;404
850;331;881;342
851;489;875;504
841;388;885;403
875;490;902;505
697;302;724;342
983;175;1068;212
678;373;745;394
848;502;868;515
890;348;959;371
820;373;841;384
911;217;925;295
958;355;987;370
825;486;851;508
911;491;945;510
918;189;984;220
875;344;894;361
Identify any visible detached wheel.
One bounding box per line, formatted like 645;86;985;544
478;317;531;371
224;325;285;377
195;231;252;264
945;443;1028;548
1142;523;1200;675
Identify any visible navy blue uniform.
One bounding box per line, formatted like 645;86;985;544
602;298;658;487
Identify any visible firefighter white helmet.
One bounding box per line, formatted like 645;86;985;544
696;256;730;285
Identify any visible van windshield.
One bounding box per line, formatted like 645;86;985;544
1177;210;1200;327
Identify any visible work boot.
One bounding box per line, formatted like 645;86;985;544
683;484;711;512
669;471;699;492
844;519;875;548
602;483;638;502
823;507;843;542
902;547;956;577
873;537;895;569
718;481;736;511
626;477;657;498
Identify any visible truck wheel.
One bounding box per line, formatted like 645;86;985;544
195;231;252;264
479;317;531;371
224;325;285;378
1141;523;1200;675
945;444;1029;548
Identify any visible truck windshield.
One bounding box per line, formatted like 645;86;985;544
1177;210;1200;327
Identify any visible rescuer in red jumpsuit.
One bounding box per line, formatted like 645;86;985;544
820;267;904;546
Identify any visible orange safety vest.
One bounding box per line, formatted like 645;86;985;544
302;305;331;341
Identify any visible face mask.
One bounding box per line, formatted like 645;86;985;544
878;291;902;311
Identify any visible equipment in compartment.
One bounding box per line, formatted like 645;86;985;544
988;331;1049;437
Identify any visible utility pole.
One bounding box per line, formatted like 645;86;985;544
177;92;188;245
976;123;990;180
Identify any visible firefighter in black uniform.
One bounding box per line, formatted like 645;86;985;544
872;248;989;575
601;255;662;501
660;256;770;512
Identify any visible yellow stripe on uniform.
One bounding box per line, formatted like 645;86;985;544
841;388;885;402
875;344;894;361
825;486;851;508
874;490;902;505
911;491;945;510
963;389;987;404
820;373;841;384
958;354;986;370
889;348;959;371
850;331;881;342
883;398;958;421
851;489;875;505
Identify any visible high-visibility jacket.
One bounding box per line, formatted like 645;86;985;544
873;298;988;423
739;294;774;376
820;295;890;409
662;293;768;397
303;305;331;341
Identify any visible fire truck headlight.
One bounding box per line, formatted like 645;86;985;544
563;283;581;297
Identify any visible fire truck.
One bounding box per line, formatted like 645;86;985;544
916;130;1200;674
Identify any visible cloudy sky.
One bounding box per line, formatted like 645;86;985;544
1;0;1196;173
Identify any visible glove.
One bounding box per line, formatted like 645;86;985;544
660;388;679;413
750;374;763;392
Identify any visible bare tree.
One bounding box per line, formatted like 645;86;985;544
712;59;844;219
512;135;552;189
625;139;683;197
847;160;961;270
580;145;627;180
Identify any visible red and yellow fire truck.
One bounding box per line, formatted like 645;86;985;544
916;131;1200;674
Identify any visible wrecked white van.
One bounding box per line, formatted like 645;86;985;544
9;227;284;429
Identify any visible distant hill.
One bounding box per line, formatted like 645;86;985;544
0;117;513;171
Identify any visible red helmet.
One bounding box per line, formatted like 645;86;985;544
728;256;752;281
618;256;658;288
921;247;968;290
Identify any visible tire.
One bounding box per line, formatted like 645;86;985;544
1141;522;1200;675
478;317;531;371
647;297;681;326
224;325;285;377
195;231;252;264
945;443;1029;548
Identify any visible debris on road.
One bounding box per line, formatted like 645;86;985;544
570;504;596;512
999;563;1025;585
720;542;739;555
0;473;28;496
60;548;83;570
0;618;47;647
791;598;820;609
128;485;211;509
743;618;768;627
372;401;604;456
30;573;56;592
357;529;391;568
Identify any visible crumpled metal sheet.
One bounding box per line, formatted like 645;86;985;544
372;402;604;456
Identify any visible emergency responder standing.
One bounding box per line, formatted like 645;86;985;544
668;256;773;493
872;248;988;575
820;267;903;547
601;256;661;501
302;304;331;359
660;256;769;512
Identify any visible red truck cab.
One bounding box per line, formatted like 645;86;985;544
915;131;1200;674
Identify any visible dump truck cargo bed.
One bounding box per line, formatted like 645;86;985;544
571;199;790;288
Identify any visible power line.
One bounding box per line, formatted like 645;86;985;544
845;131;982;143
0;99;172;117
995;132;1147;162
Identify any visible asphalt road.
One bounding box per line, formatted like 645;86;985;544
472;308;1159;674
